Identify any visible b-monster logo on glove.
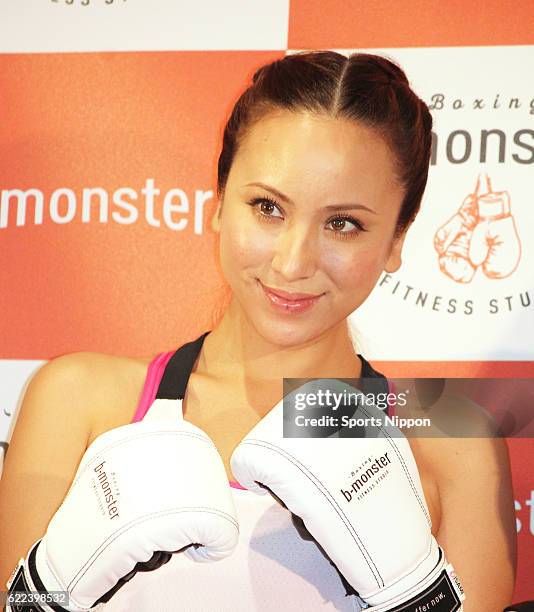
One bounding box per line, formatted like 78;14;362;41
341;453;392;503
434;173;521;283
92;460;120;520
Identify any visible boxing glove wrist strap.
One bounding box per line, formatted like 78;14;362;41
365;552;465;612
5;539;108;612
5;541;69;612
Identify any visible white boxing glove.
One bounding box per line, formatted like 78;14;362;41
6;401;239;611
231;381;465;611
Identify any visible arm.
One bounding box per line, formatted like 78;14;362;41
433;435;517;611
0;353;101;588
1;352;240;611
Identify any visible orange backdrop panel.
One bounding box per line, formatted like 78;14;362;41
0;51;283;359
289;0;534;48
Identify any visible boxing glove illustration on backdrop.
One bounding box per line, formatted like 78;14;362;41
433;176;481;283
468;175;521;279
433;174;521;283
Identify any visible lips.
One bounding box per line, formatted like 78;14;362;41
259;282;323;301
258;280;324;314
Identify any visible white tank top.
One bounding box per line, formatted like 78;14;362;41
103;483;366;611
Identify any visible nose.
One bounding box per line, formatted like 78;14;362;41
271;223;317;281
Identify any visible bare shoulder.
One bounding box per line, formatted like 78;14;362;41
406;396;512;488
24;350;154;444
65;351;155;443
412;431;512;484
403;397;513;544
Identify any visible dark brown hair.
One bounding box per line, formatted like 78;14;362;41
216;50;433;236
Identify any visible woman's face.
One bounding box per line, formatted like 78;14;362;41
214;110;407;347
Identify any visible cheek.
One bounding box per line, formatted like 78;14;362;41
322;243;387;292
220;218;273;272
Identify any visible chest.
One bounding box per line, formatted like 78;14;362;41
182;374;442;536
181;373;272;476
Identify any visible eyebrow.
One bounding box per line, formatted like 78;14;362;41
244;182;377;214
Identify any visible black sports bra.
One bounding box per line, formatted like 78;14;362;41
155;330;390;416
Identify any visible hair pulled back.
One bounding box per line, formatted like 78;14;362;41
217;50;433;235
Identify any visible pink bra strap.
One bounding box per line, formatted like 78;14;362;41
131;351;175;423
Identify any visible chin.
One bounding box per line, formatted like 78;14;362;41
251;316;324;349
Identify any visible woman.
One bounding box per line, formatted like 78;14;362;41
0;51;516;610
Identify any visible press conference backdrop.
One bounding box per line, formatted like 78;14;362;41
0;0;532;601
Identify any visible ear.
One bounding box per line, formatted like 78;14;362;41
384;229;408;273
211;200;222;233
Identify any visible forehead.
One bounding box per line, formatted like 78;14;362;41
232;110;402;196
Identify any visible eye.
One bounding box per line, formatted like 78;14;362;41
245;196;367;239
326;215;366;238
246;196;283;220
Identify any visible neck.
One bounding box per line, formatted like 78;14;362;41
202;294;362;384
